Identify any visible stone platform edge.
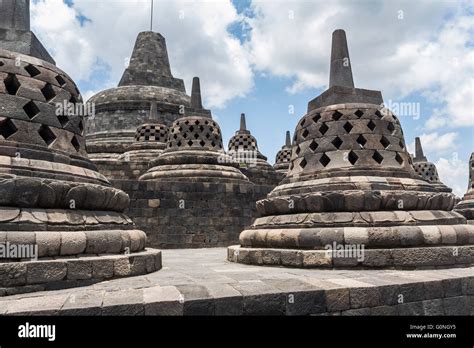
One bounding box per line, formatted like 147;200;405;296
0;267;472;316
0;249;162;296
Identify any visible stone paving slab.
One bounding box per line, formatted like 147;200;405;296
0;248;472;316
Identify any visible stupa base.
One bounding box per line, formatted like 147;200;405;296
0;248;162;296
228;245;474;269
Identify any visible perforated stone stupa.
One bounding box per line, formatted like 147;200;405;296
228;29;474;268
125;80;263;248
274;130;292;179
85;32;210;178
0;0;161;293
455;153;474;223
411;137;447;189
228;113;280;191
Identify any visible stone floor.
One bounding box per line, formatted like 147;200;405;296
0;248;472;315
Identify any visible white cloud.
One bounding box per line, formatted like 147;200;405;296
31;0;253;108
245;0;473;128
435;157;468;197
407;132;459;155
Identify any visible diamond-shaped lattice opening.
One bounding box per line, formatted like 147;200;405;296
71;135;80;151
0;118;18;139
38;125;56;146
78;120;83;133
332;136;343;149
0;61;4;67
356;134;367;148
343;122;353;133
367;120;376;131
69;95;77;104
319;123;329;135
194;120;200;125
194;133;199;139
4;74;20;95
319;153;331;167
187;140;193;146
354;110;364;118
209;126;214;132
372;150;383;164
23;101;40;119
205;133;210;139
348;150;358;165
312;113;321;123
199;140;206;147
332;111;343;121
300;119;306;127
309;140;318;152
189;125;194;132
211;141;216;147
57;115;69;127
173;134;178;139
177;140;182;147
299;158;307;169
395;152;404;165
302;129;309;138
387;122;395;134
375;110;383;118
183;133;188;139
55;75;66;86
295;146;301;155
24;64;41;77
398;139;405;149
380;136;390;149
41;83;56;102
199;125;204;132
184;120;190;125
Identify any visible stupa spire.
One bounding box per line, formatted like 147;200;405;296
240;113;247;131
0;0;30;31
285;131;291;147
191;77;203;109
414;137;427;162
0;0;54;64
329;29;354;88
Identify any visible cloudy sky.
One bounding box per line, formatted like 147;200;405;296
30;0;473;196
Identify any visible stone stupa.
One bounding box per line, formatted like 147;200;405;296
274;130;292;179
85;31;210;178
0;0;161;293
228;113;280;192
411;137;447;189
228;29;474;268
455;153;474;223
126;78;260;248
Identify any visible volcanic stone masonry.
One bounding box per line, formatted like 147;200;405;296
274;130;292;179
227;113;280;193
228;29;474;268
455;153;474;223
84;32;210;177
114;79;265;249
0;0;161;294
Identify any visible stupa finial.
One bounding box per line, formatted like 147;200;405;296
240;113;247;131
191;77;203;109
285;131;291;147
329;29;354;88
414;137;427;162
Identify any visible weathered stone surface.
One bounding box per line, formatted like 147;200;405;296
27;261;67;284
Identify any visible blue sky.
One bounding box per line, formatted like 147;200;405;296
30;0;473;196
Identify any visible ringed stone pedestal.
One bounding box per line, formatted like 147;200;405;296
0;1;161;294
228;29;474;269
